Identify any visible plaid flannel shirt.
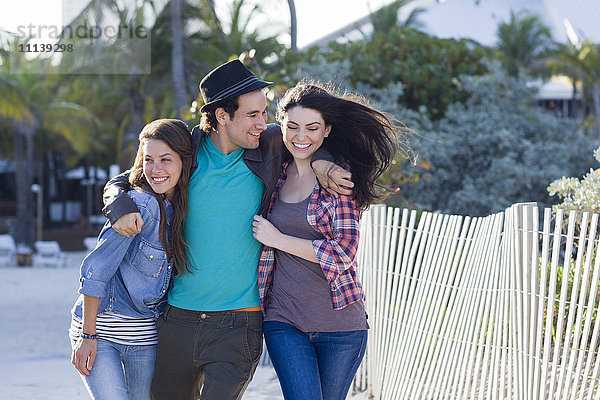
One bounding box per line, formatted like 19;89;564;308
258;161;365;314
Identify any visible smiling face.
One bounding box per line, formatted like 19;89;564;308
282;106;331;161
213;90;268;154
142;139;183;201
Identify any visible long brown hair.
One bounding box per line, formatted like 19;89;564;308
277;81;407;210
128;119;193;274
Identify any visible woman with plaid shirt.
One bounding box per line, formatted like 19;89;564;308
252;81;405;400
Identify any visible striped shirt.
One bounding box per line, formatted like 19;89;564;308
69;312;158;346
258;161;365;313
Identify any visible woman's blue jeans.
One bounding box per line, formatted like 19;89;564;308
72;338;156;400
263;321;367;400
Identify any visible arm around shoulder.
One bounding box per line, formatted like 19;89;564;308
311;147;335;164
102;171;138;224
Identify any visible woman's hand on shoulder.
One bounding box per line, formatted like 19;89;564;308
312;161;354;197
252;215;283;248
71;337;97;376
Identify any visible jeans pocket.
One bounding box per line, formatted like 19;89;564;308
352;330;368;364
155;312;166;331
244;315;264;363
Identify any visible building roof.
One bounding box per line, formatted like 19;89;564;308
418;0;600;46
529;76;582;100
306;0;600;49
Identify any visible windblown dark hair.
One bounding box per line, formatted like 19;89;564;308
277;81;407;210
199;96;239;133
129;119;193;275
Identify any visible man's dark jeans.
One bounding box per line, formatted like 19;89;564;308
150;305;263;400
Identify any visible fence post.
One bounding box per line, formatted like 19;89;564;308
509;202;538;400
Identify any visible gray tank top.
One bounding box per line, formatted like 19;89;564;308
264;195;367;332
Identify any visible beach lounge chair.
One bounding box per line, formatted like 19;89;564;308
0;234;17;267
83;237;97;252
32;241;67;268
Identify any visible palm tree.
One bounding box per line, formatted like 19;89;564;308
496;11;552;78
61;0;153;154
0;55;99;246
150;0;284;117
170;0;188;118
177;0;283;79
0;71;36;247
370;0;424;36
549;41;600;138
225;0;263;55
287;0;297;51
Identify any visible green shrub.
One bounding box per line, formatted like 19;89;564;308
404;62;594;216
548;146;600;214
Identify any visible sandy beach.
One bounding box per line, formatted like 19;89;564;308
0;252;284;400
0;251;371;400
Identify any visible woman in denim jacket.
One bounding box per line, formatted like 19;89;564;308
69;119;193;400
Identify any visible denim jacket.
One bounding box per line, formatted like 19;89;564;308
71;190;174;320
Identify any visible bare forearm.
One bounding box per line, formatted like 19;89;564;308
82;295;100;334
273;234;319;263
253;215;319;263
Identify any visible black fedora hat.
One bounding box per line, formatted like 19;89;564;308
199;59;272;112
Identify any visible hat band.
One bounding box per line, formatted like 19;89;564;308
210;76;262;103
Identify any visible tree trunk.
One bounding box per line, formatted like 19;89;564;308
171;0;188;118
287;0;297;51
592;81;600;139
83;158;92;220
120;78;145;169
12;121;35;248
93;1;104;62
126;78;145;149
205;0;230;53
571;81;578;118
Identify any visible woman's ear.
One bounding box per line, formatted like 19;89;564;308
324;125;332;137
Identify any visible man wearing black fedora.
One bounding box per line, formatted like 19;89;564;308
102;59;352;399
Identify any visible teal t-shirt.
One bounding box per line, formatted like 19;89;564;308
168;135;264;311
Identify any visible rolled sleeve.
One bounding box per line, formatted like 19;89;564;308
79;276;109;298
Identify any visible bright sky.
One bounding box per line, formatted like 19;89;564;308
225;0;396;48
0;0;62;42
295;0;396;47
1;0;395;48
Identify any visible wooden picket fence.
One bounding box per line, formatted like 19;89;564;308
353;203;600;400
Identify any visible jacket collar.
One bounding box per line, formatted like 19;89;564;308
243;146;262;162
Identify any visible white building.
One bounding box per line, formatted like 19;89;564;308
308;0;600;48
418;0;600;46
